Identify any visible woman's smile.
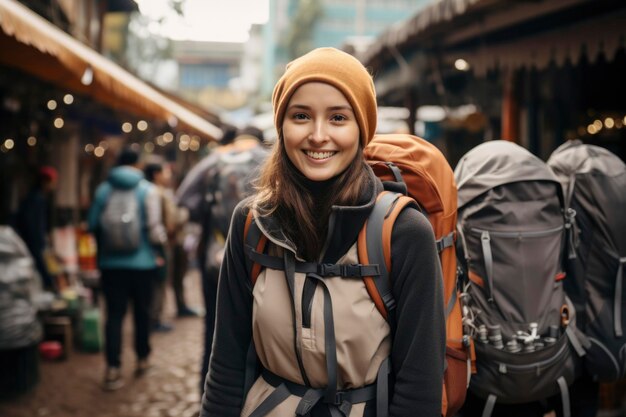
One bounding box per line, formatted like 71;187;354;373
303;150;338;161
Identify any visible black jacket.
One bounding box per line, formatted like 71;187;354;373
200;168;446;416
14;189;53;288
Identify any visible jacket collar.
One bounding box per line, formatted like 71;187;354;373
253;166;382;263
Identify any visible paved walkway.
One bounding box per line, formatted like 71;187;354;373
0;270;206;417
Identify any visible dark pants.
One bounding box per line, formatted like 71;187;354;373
200;264;220;395
172;243;189;313
101;268;156;368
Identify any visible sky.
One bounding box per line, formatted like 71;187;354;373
133;0;269;43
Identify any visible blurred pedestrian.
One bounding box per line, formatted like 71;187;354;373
176;123;238;224
88;147;166;391
144;161;176;333
200;48;445;416
196;125;268;396
14;166;58;291
171;204;199;318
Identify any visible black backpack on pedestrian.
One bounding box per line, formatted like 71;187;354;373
548;140;626;381
455;140;584;417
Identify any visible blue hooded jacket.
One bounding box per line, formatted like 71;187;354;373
88;166;159;270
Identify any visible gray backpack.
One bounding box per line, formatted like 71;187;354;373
455;140;584;416
204;145;268;269
99;182;148;254
548;140;626;381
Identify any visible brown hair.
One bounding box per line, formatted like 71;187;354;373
252;140;370;260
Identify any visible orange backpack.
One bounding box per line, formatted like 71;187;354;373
363;133;473;417
243;133;473;416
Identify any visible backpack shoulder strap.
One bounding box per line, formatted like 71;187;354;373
358;190;418;320
244;210;268;285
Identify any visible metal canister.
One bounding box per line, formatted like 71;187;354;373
478;325;489;343
505;338;521;353
487;324;504;349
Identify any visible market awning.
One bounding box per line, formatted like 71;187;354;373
363;0;626;78
0;0;223;140
361;0;488;67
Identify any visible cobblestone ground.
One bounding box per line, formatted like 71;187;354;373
4;268;626;417
0;269;206;417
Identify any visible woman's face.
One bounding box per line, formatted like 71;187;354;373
282;82;360;182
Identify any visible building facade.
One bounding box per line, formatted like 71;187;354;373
259;0;430;97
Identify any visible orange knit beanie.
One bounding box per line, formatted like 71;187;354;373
272;47;377;147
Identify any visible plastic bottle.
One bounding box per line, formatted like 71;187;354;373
81;308;102;352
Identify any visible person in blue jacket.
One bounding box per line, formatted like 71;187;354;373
88;147;166;391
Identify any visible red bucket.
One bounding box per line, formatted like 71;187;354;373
39;341;63;360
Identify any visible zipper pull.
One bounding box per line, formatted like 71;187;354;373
498;363;507;374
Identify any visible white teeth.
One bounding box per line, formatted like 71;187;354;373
306;150;335;160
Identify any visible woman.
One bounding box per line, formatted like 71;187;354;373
200;47;445;417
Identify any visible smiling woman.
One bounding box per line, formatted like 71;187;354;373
200;47;446;417
134;0;269;42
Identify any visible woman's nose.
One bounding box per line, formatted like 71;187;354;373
309;120;329;143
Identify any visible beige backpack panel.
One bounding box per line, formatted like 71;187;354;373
251;243;390;393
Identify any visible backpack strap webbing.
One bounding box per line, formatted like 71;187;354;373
614;255;626;337
358;191;418;321
481;394;497;417
244;210;268;285
557;376;571;417
243;190;415;323
436;232;455;252
244;244;380;278
244;212;381;283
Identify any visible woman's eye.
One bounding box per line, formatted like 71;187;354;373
331;114;347;122
292;113;308;120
